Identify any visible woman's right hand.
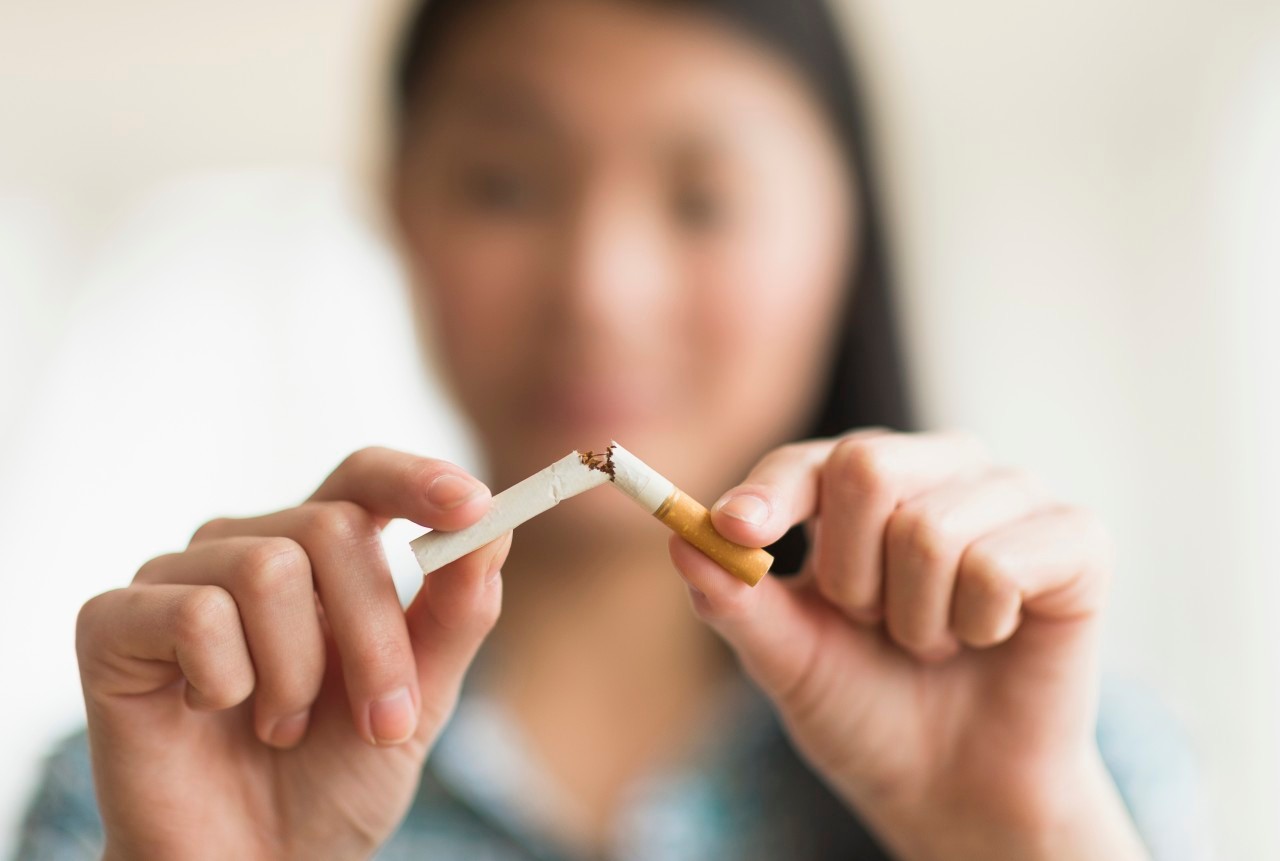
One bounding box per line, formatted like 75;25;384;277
75;447;511;861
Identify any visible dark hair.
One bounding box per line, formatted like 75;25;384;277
392;0;915;573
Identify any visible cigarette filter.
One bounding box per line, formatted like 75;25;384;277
410;451;610;575
606;442;774;586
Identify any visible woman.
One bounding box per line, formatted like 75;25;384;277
17;0;1202;858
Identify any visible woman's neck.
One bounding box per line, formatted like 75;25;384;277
470;516;736;850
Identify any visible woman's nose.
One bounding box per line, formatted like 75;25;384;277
553;180;678;337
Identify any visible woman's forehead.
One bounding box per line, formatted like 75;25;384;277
414;0;823;151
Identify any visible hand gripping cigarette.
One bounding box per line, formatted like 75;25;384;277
409;451;611;576
604;442;774;586
409;442;774;586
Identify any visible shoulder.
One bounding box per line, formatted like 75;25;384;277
1096;676;1214;861
12;728;104;861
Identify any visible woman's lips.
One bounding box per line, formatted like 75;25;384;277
525;379;667;432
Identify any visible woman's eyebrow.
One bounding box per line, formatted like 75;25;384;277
661;130;721;162
651;123;744;171
429;83;558;134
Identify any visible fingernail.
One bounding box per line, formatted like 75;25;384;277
368;687;416;745
486;566;503;586
267;709;310;747
427;474;485;510
714;493;771;527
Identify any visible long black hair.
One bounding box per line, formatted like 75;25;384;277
391;0;915;573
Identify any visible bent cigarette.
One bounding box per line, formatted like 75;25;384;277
408;442;773;587
409;451;610;575
604;442;774;587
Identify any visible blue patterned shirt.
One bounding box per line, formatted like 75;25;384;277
13;669;1210;860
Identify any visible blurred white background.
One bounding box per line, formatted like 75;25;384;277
1;0;1277;857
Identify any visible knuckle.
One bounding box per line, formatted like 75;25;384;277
232;537;309;600
829;437;892;499
962;542;1018;593
190;517;233;545
174;585;241;645
959;555;1017;604
338;446;383;474
890;507;960;568
75;590;119;655
133;551;182;584
302;500;377;548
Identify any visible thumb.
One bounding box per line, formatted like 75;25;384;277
403;531;512;741
668;533;829;706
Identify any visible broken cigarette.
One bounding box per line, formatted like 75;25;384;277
604;442;773;586
410;451;611;575
409;442;773;586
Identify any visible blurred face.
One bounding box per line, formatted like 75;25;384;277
393;0;855;514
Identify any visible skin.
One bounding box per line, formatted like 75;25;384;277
75;1;1150;859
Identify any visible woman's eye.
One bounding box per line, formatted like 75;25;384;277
459;167;539;213
673;186;725;232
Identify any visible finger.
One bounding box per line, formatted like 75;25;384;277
953;506;1113;648
191;448;492;544
310;446;490;529
76;584;255;712
210;502;425;746
709;442;834;544
668;532;833;709
133;538;325;749
403;531;512;741
709;429;893;548
883;467;1051;660
815;429;989;623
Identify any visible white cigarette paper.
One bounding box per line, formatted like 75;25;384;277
409;440;772;586
606;441;674;513
410;451;610;575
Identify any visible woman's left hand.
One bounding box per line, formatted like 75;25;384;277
668;429;1149;861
